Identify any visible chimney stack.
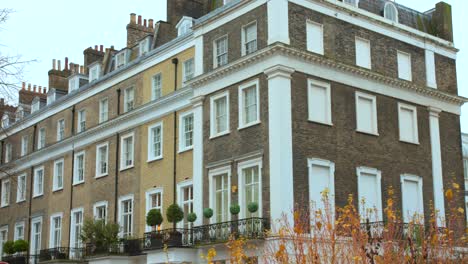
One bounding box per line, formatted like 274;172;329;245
130;13;136;24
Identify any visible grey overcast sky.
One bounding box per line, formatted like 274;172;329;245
1;0;467;132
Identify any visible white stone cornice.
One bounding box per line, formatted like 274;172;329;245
190;95;205;108
428;106;442;116
264;65;295;80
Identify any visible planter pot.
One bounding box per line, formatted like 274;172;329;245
149;235;163;249
166;231;183;247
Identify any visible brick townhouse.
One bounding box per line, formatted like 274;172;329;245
0;0;466;263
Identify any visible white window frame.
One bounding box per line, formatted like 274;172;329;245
16;174;27;203
0;225;8;257
99;98;109;124
307;158;335;217
38;128;46;150
397;50;412;81
21;135;29;156
30;216;42;255
95;142;109;178
355;92;379;135
238;158;263;219
145;188;163;231
179;111;194;153
238;79;261;129
139;37;150;56
57;119;65;141
53;158;64;191
89;64;101;82
425;50;437;89
241;21;258;56
78;109;86;133
208;165;232;224
115;50;128;68
398;103;419;144
73;151;85;185
183;58;195;82
69;207;83;251
151;73;163;101
210;91;230;138
1;179;10;207
213;35;229;68
123;87;135;113
120;132;135;170
400;174;424;223
14;221;25;241
307;79;332;125
33;166;45;198
177;180;193;228
68;76;80;92
306;20;324;55
356;166;383;222
355;37;371;69
118;194;134;238
49;212;63;248
384;2;399;23
147;123;163;162
4;143;11;163
93;201;108;223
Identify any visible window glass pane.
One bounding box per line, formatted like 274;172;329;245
357;96;374;133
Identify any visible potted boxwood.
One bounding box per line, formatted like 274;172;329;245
247;202;258;215
203;208;216;241
230;204;241;236
203;208;213;219
186;212;197;244
166;204;184;247
146;209;164;249
247;202;260;234
13;240;29;263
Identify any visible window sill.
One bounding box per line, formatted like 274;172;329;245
120;165;135;172
147;157;163;163
356;129;379;137
95;173;108;179
399;139;420;145
308;120;333;127
33;194;44;199
52;188;63;193
0;204;9;208
16;199;26;204
72;181;85;187
210;131;231;140
238;120;261;131
178;146;193;154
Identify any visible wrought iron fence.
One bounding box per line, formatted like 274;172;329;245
360;220;430;240
38;247;84;262
142;217;269;250
84;239;143;258
1;253;39;264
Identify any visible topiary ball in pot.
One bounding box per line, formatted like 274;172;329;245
230;204;240;215
166;204;184;226
3;240;15;255
13;239;29;253
203;208;213;219
247;202;259;214
146;209;163;229
187;212;197;223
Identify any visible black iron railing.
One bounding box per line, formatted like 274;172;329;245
143;217;269;250
84;239;143;258
360;221;431;240
1;253;39;264
38;247;84;262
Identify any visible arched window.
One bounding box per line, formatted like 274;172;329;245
384;2;399;23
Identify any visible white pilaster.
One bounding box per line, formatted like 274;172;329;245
425;49;437;89
267;0;290;45
264;65;295;229
194;34;204;76
191;95;205;226
428;107;445;226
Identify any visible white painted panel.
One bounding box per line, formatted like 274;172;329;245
307;21;324;55
398;51;412;81
399;107;415;142
356;38;371;69
403;180;423;222
425;50;437;88
359;173;380;221
357;96;373;132
309;164;331;211
309;84;327;123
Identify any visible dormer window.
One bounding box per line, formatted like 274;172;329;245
47;90;56;105
343;0;358;7
2;114;9;128
176;17;194;36
16;107;24;121
116;50;129;68
384;2;398;23
69;76;79;92
89;63;101;82
31;99;40;113
139;37;151;56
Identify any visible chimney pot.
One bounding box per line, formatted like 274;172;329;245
22;82;26;90
52;59;56;70
149;19;154;28
58;60;62;71
43;88;47;93
94;45;98;50
138;15;142;25
65;57;69;70
70;63;74;73
130;13;136;24
144;19;147;27
28;83;31;91
80;66;84;74
100;45;104;52
33;85;37;92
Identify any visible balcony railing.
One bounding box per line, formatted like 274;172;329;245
143;217;269;250
360;221;436;240
1;253;37;264
38;247;84;262
84;239;143;258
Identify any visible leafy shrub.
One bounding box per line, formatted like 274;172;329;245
230;204;240;215
187;213;197;223
247;202;258;213
13;239;29;253
146;209;163;228
166;204;184;225
3;240;15;255
80;219;120;249
203;208;213;219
